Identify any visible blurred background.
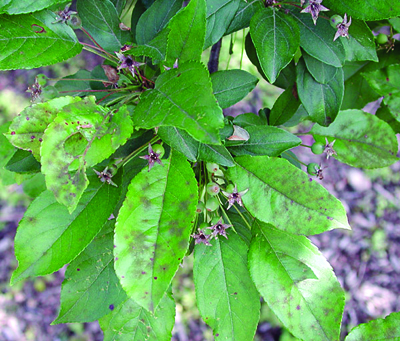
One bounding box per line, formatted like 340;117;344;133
0;27;400;341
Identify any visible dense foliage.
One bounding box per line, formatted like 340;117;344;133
1;0;400;339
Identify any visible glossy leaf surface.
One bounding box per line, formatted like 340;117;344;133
41;98;132;212
228;126;301;156
0;10;82;70
249;220;345;341
290;11;345;67
11;172;122;284
133;61;224;145
194;233;260;340
250;7;299;83
5;96;80;160
136;0;183;45
5;150;41;174
297;59;344;126
345;311;400;341
323;0;400;20
269;86;300;126
211;69;258;109
77;0;131;53
227;156;351;235
0;0;67;14
303;52;338;85
311;109;399;168
54;221;127;324
166;0;206;64
114;150;197;311
99;293;175;341
225;0;263;35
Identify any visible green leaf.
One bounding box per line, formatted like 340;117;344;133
233;112;266;127
99;293;176;341
228;126;301;156
249;220;345;341
204;0;240;48
269;86;301;126
77;0;131;53
0;10;82;70
10;171;122;285
0;0;67;15
5;96;81;160
0;122;17;184
110;0;126;16
211;69;258;109
131;28;169;62
136;0;183;45
54;221;127;324
303;52;338;84
290;11;345;67
296;59;344;126
21;173;46;197
323;0;400;20
114;150;197;311
41;97;132;212
54;70;93;97
166;0;206;64
345;311;400;341
158;127;235;166
194;232;260;340
311;109;399;168
132;61;224;145
341;19;378;62
226;210;254;246
227;156;351;235
225;0;263;35
376;103;400;134
250;7;299;83
5;150;41;173
362;64;400;101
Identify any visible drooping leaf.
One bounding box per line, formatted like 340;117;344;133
5;96;81;160
158;127;235;166
303;52;338;84
166;0;206;64
311;109;399;168
10;171;122;285
269;86;300;126
340;19;378;62
110;0;126;16
114;150;197;311
132;61;224;145
225;0;263;35
194;232;260;340
77;0;131;53
41;97;132;212
204;0;240;48
296;59;344;126
136;0;183;45
344;311;400;341
250;7;299;83
5;150;41;174
249;220;345;341
323;0;400;20
0;10;82;70
211;69;258;109
53;221;127;324
226;156;351;235
290;10;345;67
228;126;301;156
99;292;176;341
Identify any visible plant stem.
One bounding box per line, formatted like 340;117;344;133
231;204;253;231
80;27;116;61
121;135;159;166
301;143;311;148
217;196;237;233
282;151;307;167
208;39;222;74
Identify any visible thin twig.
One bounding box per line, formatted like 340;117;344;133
208;39;222;74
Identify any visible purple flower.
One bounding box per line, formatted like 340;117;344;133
26;78;42;102
94;167;118;187
139;144;163;171
208;218;231;239
333;14;352;41
301;0;329;25
52;4;77;24
324;138;337;159
191;229;212;246
115;52;142;75
222;185;249;210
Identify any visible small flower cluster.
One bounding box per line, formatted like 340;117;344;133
139;144;164;171
26;78;42;102
52;3;77;24
191;218;232;246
